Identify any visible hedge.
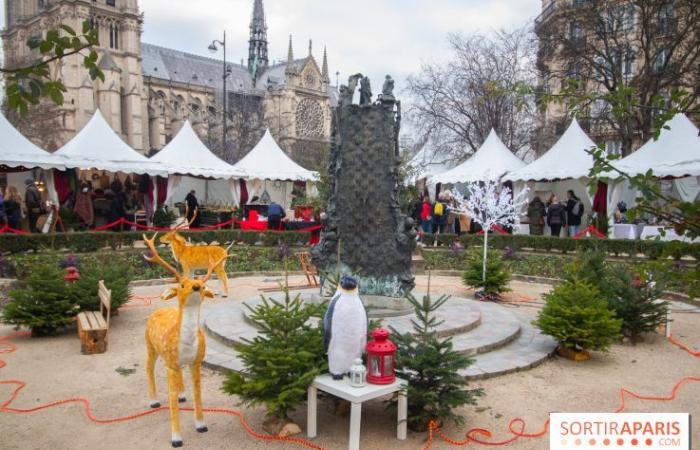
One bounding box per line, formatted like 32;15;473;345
0;229;312;255
421;233;700;260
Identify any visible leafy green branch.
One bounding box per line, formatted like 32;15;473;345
2;21;104;116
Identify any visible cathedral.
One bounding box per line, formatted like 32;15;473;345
1;0;336;169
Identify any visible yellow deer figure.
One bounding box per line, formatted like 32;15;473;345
160;207;232;297
142;233;226;448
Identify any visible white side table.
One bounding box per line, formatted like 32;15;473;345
307;374;408;450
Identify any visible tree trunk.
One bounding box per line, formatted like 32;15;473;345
482;229;488;283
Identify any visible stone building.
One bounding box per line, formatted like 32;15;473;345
534;0;699;156
2;0;336;168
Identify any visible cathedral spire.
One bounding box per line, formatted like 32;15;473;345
322;46;329;82
287;34;294;63
308;39;313;57
248;0;269;79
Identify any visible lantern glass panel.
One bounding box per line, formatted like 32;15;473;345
383;355;393;376
370;356;380;376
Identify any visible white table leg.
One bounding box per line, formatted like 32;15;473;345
349;402;362;450
397;391;407;440
307;386;317;438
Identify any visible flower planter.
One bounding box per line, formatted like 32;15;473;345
556;345;591;362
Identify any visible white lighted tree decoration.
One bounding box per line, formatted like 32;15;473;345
453;179;529;283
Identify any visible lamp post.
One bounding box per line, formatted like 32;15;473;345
208;31;231;159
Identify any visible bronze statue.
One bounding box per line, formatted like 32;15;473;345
359;76;372;106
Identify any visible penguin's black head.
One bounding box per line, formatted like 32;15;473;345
340;276;358;290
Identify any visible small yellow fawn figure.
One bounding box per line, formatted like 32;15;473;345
160;206;232;297
142;233;226;448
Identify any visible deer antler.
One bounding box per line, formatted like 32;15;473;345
143;233;182;281
179;205;199;229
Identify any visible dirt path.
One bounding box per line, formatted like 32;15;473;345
1;276;698;450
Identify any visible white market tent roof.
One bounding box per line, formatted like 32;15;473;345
150;121;247;179
407;144;455;183
504;119;596;182
431;129;525;184
604;114;700;179
231;129;318;181
54;109;167;176
0;113;65;170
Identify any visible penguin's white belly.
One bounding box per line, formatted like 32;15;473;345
328;294;367;375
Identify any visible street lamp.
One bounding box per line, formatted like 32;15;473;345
208;31;231;158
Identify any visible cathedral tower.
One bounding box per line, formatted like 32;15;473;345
248;0;269;80
1;0;147;152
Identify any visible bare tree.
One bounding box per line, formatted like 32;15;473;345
538;0;700;155
406;26;538;164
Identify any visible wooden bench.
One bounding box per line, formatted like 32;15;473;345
297;252;319;287
76;280;112;355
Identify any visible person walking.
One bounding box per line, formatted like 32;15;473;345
420;196;432;234
565;190;584;237
527;196;546;236
267;201;286;230
3;187;23;230
0;189;6;227
432;194;449;234
547;195;566;237
24;179;42;233
185;190;201;228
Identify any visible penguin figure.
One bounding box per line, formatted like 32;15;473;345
323;276;368;380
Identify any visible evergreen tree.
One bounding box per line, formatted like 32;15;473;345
607;267;669;340
462;249;511;300
2;262;78;336
221;287;327;420
71;262;133;311
535;279;621;352
390;293;483;432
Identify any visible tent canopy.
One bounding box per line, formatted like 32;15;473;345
150;121;246;179
604;114;700;179
0;113;65;170
431;129;525;184
54;109;166;176
231;129;318;181
504;119;596;182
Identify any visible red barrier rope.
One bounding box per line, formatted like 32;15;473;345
476;225;510;236
573;225;606;239
0;225;30;234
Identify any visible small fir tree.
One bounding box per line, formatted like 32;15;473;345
564;248;614;299
71;262;133;311
462;249;511;300
390;292;483;431
535;279;622;352
221;287;327;422
2;262;78;336
607;267;669;340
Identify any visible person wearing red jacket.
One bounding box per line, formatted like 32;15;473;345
420;197;432;233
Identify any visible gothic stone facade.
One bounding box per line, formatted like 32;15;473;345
2;0;335;168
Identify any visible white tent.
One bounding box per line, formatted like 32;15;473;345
0;113;63;206
607;114;700;219
150;121;247;206
504;119;597;235
231;129;318;209
431;129;525;184
54;109;167;176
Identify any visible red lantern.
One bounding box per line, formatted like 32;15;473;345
366;328;397;385
64;267;80;283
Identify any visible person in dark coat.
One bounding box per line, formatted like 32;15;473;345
24;179;42;233
432;195;449;234
107;192;127;231
185;190;201;228
547;195;566;238
3;187;23;230
565;190;584;237
267;201;286;230
527;196;546;236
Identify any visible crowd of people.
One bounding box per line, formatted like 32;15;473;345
412;190;471;236
526;190;585;237
0;180;43;232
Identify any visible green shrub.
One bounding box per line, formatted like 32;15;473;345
239;231;261;246
390;293;483;431
221;288;327;420
72;262;133;311
152;208;176;228
606;267;669;340
462;249;511;299
535;279;621;352
2;262;79;336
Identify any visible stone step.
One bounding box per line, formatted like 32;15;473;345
460;313;557;380
449;301;522;356
203;334;244;373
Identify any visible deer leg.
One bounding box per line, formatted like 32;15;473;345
216;263;229;297
176;370;186;403
146;336;160;408
167;368;184;447
191;363;207;433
